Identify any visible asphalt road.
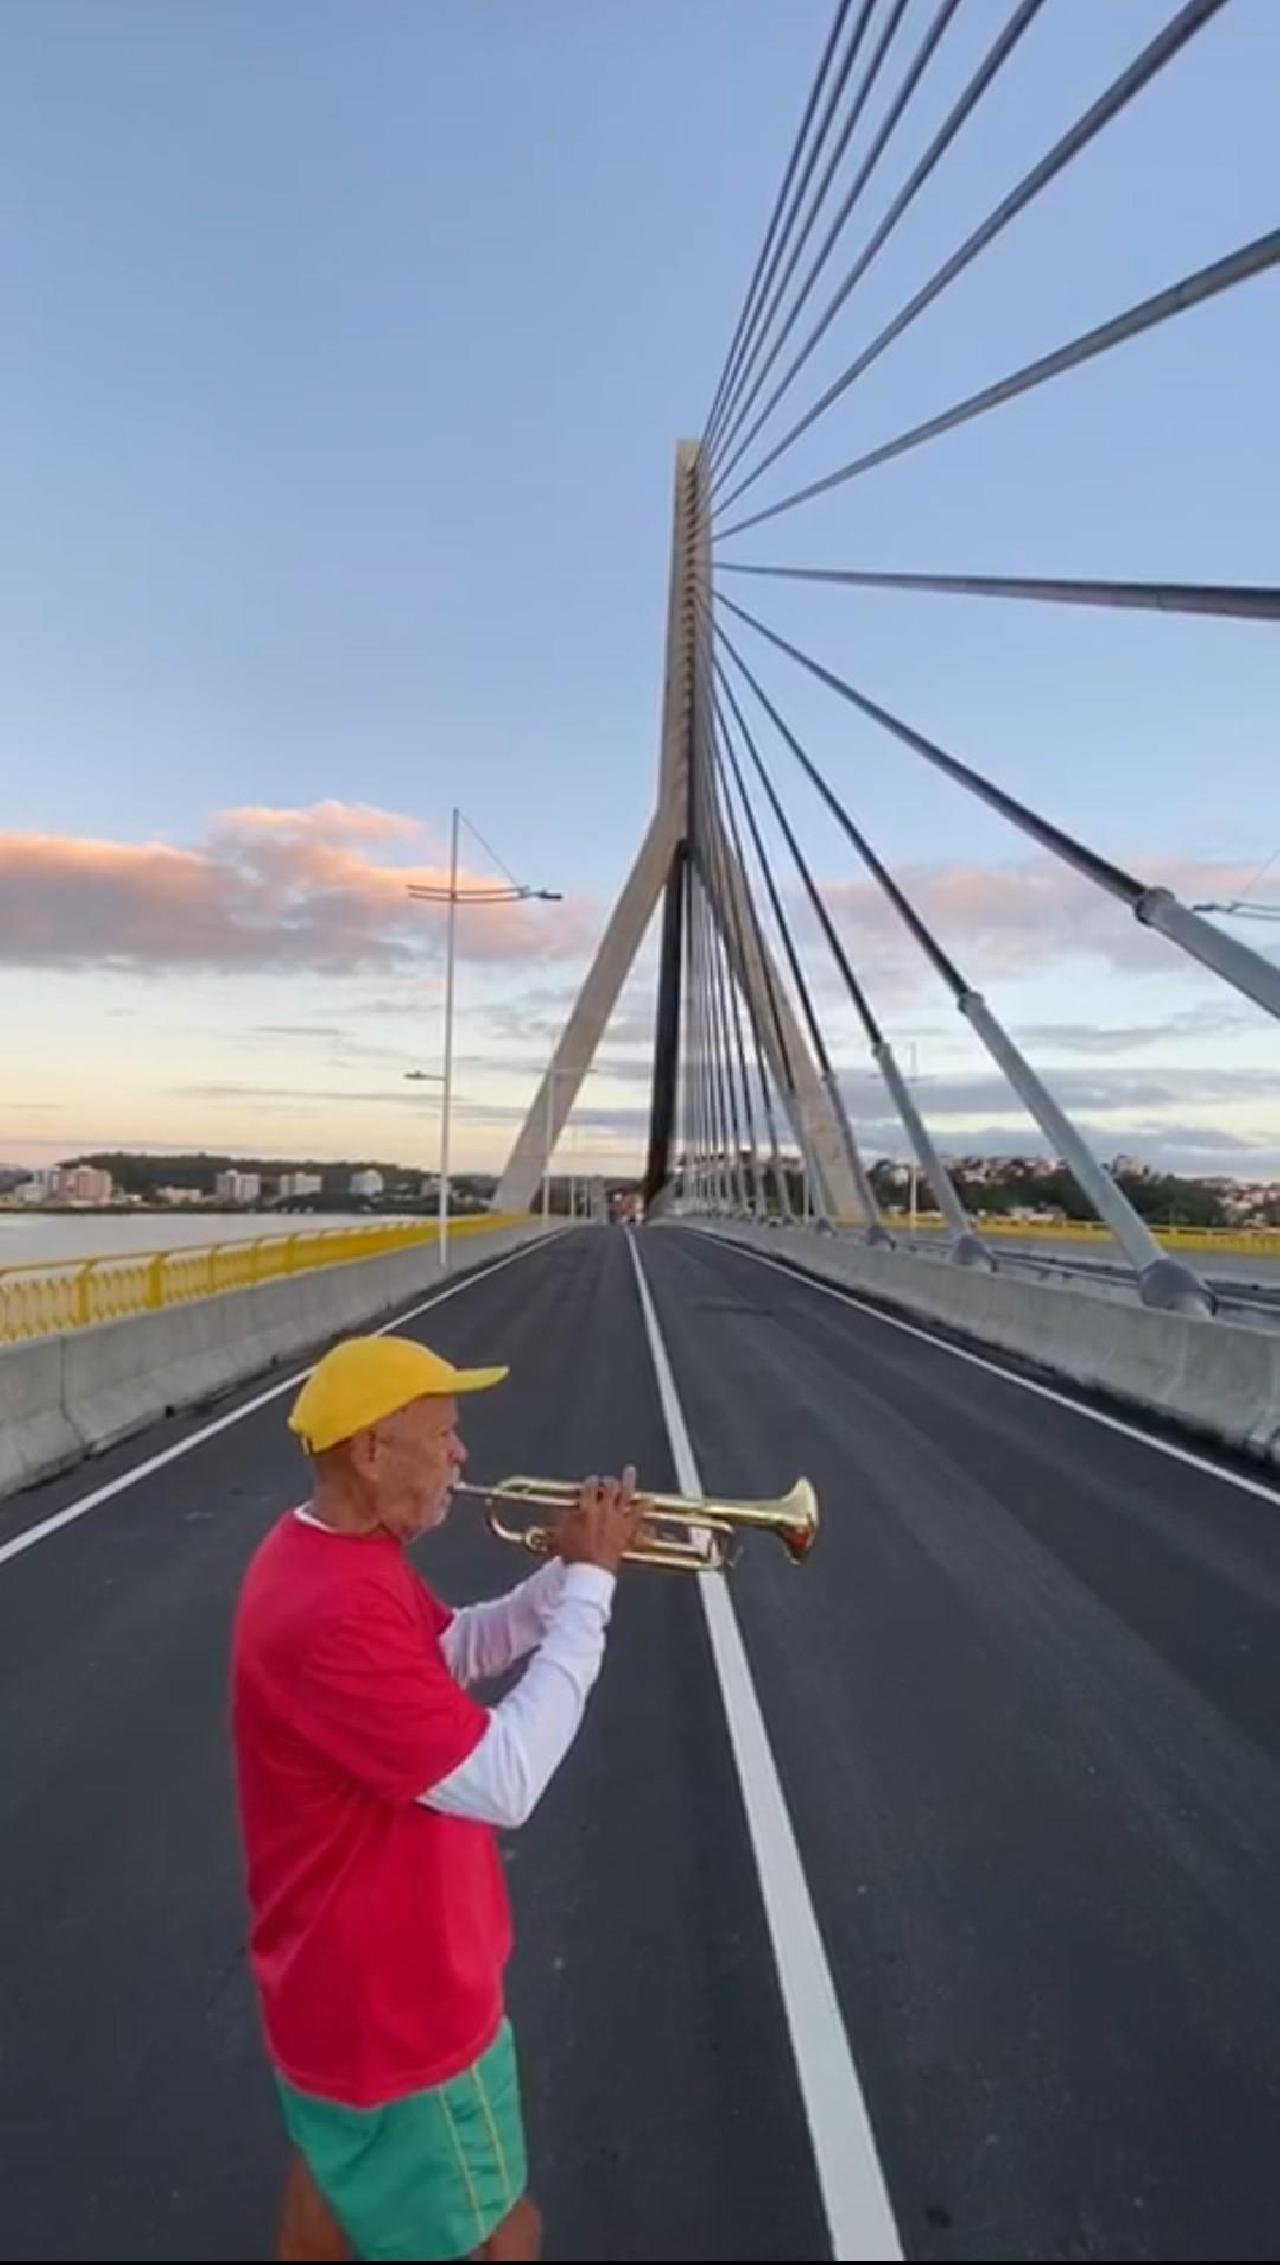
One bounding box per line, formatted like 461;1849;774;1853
2;1225;1280;2262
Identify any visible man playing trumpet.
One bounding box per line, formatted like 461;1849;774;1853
231;1332;644;2262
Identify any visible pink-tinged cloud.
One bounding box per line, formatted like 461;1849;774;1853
0;804;597;975
812;854;1269;1001
216;800;427;846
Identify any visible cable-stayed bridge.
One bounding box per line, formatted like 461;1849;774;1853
2;7;1279;2259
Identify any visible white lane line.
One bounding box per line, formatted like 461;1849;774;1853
702;1232;1280;1510
626;1235;902;2264
0;1235;562;1572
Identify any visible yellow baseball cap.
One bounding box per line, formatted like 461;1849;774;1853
288;1333;508;1454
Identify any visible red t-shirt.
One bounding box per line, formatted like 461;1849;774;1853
231;1513;511;2107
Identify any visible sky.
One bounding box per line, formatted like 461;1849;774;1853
2;0;1277;1183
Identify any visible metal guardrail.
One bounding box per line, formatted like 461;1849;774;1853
0;1215;526;1346
885;1216;1280;1258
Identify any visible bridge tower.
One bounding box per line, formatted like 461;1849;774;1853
496;443;870;1222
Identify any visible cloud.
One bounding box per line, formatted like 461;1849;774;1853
808;855;1279;1003
836;1063;1278;1142
352;987;443;1018
174;1081;439;1108
247;1022;409;1063
477;980;658;1050
1122;1124;1275;1159
540;1102;650;1136
0;802;597;976
170;1070;653;1121
846;1061;1275;1115
216;801;424;845
474;1004;658;1052
835;1044;1280;1177
453;1047;655;1085
843;1115;1279;1176
1011;1005;1257;1055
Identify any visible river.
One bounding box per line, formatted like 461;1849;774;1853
0;1212;416;1267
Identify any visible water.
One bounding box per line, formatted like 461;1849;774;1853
0;1211;416;1268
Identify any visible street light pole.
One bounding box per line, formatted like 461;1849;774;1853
407;811;560;1265
438;808;460;1273
907;1042;919;1237
542;1066;589;1222
404;1071;445;1258
543;1076;554;1225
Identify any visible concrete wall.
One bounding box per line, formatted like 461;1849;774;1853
692;1221;1280;1471
0;1223;554;1502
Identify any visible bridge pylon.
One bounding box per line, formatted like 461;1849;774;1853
496;443;870;1222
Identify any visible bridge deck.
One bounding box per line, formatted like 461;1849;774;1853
3;1226;1279;2262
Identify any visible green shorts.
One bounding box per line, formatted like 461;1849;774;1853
276;2021;528;2261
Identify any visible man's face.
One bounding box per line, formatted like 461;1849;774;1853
360;1394;466;1543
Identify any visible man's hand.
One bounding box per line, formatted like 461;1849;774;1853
555;1467;647;1575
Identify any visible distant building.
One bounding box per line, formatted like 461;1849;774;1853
55;1164;113;1203
11;1165;116;1204
278;1170;323;1199
350;1168;384;1199
155;1185;206;1205
215;1169;261;1204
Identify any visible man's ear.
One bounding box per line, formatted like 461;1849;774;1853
350;1427;380;1480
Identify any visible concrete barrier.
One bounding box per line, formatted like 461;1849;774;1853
691;1220;1280;1471
0;1337;85;1496
0;1222;556;1503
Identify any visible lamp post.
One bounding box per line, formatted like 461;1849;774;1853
1191;899;1280;922
404;1070;446;1265
907;1043;920;1238
409;808;560;1270
542;1066;589;1223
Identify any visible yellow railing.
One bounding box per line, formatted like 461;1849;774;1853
891;1215;1280;1258
0;1214;528;1347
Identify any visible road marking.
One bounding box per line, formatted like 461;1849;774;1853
701;1232;1280;1508
626;1234;902;2264
0;1236;562;1571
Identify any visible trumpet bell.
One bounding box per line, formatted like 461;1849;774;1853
772;1478;820;1563
453;1472;819;1574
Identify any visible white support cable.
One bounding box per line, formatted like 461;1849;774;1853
710;0;961;478
715;624;1215;1311
702;0;859;446
711;0;909;460
713;655;976;1258
702;656;864;1236
705;0;875;453
720;591;1280;1031
704;844;757;1212
712;909;752;1211
696;630;769;1217
718;225;1280;540
709;0;1049;501
703;746;778;1220
717;558;1280;626
713;0;1233;520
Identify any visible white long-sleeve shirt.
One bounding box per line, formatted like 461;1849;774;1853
292;1510;614;1834
428;1560;615;1829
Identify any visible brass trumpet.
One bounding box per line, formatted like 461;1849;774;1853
453;1474;818;1573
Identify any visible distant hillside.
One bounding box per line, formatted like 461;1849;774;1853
62;1151;498;1206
